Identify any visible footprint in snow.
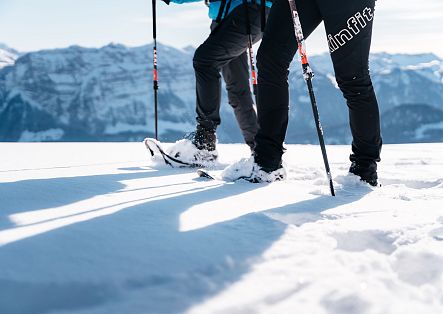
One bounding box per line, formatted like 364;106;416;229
429;227;443;241
331;230;397;255
392;250;443;286
379;178;443;189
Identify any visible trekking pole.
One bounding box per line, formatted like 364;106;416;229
242;0;258;106
152;0;159;140
287;0;335;196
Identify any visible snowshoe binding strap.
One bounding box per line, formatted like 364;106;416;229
144;139;204;168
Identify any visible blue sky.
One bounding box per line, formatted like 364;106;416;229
1;0;442;56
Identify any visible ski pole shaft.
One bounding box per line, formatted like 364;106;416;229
287;0;335;196
243;0;258;105
247;36;258;105
307;76;335;196
152;0;159;140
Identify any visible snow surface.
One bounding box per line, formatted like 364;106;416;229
0;142;442;314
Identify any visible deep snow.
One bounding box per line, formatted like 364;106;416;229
0;142;442;314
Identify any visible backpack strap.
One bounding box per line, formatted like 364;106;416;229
224;0;233;20
215;0;227;23
260;0;266;32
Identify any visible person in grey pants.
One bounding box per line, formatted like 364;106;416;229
162;0;271;153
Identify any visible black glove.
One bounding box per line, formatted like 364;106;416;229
161;0;170;4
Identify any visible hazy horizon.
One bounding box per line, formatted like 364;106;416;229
1;0;442;57
2;40;443;60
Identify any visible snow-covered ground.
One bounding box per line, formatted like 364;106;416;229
0;142;442;314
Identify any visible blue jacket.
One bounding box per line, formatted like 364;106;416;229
169;0;272;21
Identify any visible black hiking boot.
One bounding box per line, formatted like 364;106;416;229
254;146;285;174
349;159;378;186
188;125;217;151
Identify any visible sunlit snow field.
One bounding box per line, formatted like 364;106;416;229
0;142;442;314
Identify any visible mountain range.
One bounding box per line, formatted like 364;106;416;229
0;42;442;144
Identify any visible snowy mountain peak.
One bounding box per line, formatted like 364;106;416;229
0;43;20;69
182;45;197;55
0;43;20;55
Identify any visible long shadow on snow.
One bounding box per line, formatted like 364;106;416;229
0;178;371;314
0;180;265;313
263;184;373;225
0;167;192;230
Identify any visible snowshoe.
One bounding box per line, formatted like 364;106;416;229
222;157;286;183
167;139;218;166
144;138;217;168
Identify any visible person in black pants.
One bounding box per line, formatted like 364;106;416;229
246;0;382;185
163;0;271;160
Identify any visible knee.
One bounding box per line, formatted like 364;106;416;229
336;74;375;103
257;39;296;83
257;40;277;72
193;46;206;69
193;45;215;70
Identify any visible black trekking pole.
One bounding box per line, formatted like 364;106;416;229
287;0;335;196
242;0;258;106
152;0;159;140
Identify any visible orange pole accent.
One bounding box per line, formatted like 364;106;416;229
153;69;158;82
252;70;257;85
298;43;308;65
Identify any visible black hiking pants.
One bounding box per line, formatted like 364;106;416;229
255;0;382;169
193;4;265;147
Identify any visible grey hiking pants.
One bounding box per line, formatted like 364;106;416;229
193;4;265;147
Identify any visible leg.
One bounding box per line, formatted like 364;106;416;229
221;52;258;148
193;5;260;131
320;0;382;162
255;0;322;170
